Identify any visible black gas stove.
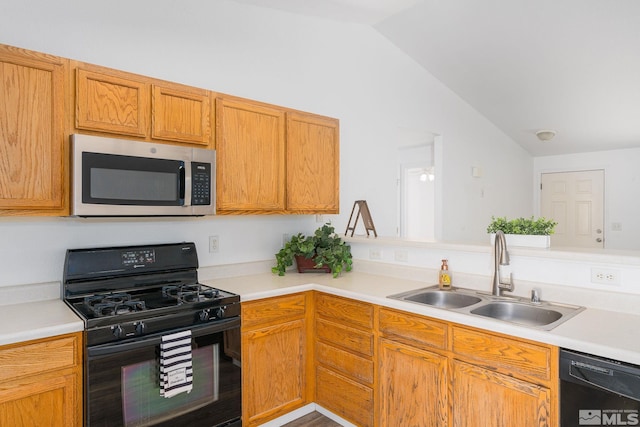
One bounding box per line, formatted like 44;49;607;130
63;242;240;347
65;242;243;427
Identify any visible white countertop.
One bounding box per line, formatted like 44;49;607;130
204;270;640;366
3;269;639;368
0;299;84;346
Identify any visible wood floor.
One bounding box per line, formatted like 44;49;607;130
282;411;343;427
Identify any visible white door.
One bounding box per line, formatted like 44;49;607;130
540;170;604;248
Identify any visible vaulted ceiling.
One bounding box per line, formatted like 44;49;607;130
232;0;640;157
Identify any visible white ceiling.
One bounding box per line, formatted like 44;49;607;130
231;0;640;156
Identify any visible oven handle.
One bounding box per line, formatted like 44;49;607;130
87;317;240;358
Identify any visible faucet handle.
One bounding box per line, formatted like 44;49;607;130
499;273;514;292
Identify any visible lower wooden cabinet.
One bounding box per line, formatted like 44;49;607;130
452;359;551;427
378;307;558;427
243;293;559;427
241;293;311;426
315;293;375;427
0;332;83;427
316;365;374;426
378;338;448;427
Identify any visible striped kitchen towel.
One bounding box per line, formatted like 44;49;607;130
159;330;193;398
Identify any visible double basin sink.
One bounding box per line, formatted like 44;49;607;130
388;285;584;331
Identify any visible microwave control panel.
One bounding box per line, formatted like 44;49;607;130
191;162;212;205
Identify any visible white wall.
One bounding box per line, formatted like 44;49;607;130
0;0;532;287
534;148;640;250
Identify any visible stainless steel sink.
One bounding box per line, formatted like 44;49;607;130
403;289;482;309
388;285;584;331
470;301;563;328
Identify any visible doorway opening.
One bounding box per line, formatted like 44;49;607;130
398;142;435;240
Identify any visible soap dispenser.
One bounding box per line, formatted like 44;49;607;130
438;259;452;290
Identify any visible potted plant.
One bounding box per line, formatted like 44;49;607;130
486;216;557;248
272;223;353;278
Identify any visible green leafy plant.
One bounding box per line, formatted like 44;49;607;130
486;216;557;236
272;223;353;278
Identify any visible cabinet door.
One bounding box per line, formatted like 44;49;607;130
0;332;82;426
216;97;285;212
378;338;448;427
242;319;306;426
75;67;149;137
0;45;66;214
151;84;212;147
0;372;79;427
452;360;551;427
286;111;339;213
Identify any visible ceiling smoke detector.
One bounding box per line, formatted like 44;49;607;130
536;130;556;142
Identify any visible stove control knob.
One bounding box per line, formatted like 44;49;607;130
111;325;124;339
199;309;210;322
215;306;226;319
134;321;146;335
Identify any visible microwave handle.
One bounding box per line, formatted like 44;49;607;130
179;164;186;202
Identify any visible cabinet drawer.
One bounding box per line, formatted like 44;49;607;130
379;308;448;350
452;326;553;383
316;318;373;357
315;293;373;329
316;341;374;385
242;293;306;329
0;334;80;383
316;366;373;427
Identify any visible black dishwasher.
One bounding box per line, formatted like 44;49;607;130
561;349;640;426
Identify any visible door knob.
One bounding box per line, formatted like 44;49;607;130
596;238;603;243
596;229;602;234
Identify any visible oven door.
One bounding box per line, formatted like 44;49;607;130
86;318;241;427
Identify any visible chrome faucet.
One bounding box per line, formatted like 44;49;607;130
492;230;513;296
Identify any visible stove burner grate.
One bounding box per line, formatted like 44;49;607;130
83;293;146;317
162;284;220;303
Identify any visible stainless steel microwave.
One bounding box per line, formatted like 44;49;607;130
71;134;215;216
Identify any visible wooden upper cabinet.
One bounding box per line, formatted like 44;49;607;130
286;111;339;214
75;66;150;137
0;44;67;215
215;95;340;215
215;96;286;213
151;83;212;146
74;62;213;148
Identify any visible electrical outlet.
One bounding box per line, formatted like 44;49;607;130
209;235;219;253
369;249;382;260
590;267;620;285
394;250;409;262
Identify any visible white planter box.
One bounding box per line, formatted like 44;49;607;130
489;233;550;248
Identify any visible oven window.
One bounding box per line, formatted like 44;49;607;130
87;327;241;427
82;152;184;206
91;168;177;202
122;344;219;427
